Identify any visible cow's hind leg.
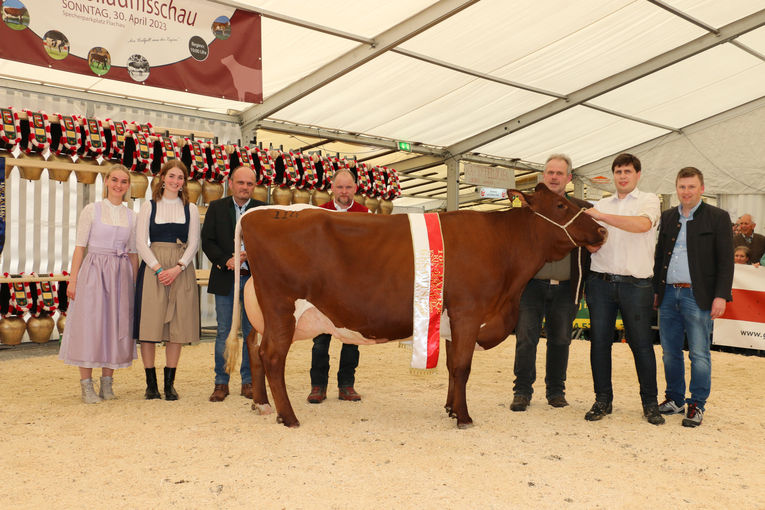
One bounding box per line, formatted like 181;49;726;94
246;330;272;415
260;320;299;427
449;323;481;429
444;339;456;418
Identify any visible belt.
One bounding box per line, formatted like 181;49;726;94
671;283;691;288
239;269;251;277
590;271;650;283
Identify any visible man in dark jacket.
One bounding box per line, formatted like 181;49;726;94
202;166;265;402
510;154;592;411
653;167;734;427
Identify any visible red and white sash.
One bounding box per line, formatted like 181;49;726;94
408;213;445;371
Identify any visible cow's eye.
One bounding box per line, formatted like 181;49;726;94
557;203;565;209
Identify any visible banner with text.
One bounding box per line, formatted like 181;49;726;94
713;264;765;350
0;0;262;102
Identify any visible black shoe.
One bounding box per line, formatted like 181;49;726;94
547;395;569;408
144;368;161;400
164;367;179;401
584;401;612;421
643;403;666;425
510;394;531;412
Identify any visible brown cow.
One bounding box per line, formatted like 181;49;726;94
225;183;606;428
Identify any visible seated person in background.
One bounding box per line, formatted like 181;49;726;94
733;214;765;262
734;246;751;265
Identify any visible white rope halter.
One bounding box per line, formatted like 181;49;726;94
533;207;587;247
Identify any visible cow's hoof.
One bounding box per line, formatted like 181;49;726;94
251;402;273;415
457;420;474;429
276;415;300;428
444;404;452;415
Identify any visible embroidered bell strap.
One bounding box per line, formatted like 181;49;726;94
235;145;254;168
24;110;52;154
386;167;401;199
31;272;58;317
297;153;318;189
408;213;445;371
132;131;152;173
315;155;330;190
211;144;230;180
254;147;274;185
133;122;154;136
285;151;304;188
320;156;335;189
59;270;69;316
6;272;32;315
354;161;371;195
83;117;108;161
276;151;295;186
371;165;385;198
184;138;208;179
1;107;21;150
56;114;80;155
160;135;180;164
107;119;128;160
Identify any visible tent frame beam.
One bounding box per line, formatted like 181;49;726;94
445;8;765;157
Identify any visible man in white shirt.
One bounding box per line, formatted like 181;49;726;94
582;153;664;425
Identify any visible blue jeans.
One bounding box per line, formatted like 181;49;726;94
513;279;576;398
310;333;359;388
586;275;658;405
213;275;252;385
659;286;712;410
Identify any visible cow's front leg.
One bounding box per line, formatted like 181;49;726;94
449;322;480;429
246;330;272;415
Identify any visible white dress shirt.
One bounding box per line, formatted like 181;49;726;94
590;188;660;279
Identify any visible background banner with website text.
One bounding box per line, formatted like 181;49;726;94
713;264;765;350
0;0;262;102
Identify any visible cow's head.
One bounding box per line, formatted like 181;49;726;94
510;183;606;260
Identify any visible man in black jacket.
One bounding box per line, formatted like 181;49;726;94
653;167;734;427
510;154;592;411
201;166;265;402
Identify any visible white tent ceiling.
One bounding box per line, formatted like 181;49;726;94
2;0;765;210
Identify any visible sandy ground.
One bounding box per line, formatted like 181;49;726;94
1;335;764;510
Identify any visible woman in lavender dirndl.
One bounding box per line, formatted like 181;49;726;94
59;164;138;403
134;160;200;400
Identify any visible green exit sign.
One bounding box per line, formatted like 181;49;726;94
396;141;412;152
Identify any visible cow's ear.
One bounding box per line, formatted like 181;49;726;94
508;189;530;207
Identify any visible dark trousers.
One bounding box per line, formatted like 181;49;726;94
586;275;659;405
310;333;359;388
513;279;576;399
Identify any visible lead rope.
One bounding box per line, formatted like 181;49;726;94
533;207;587;247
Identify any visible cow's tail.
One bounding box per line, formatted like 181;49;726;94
224;216;243;375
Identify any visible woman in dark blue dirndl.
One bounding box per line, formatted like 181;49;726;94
135;160;200;400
